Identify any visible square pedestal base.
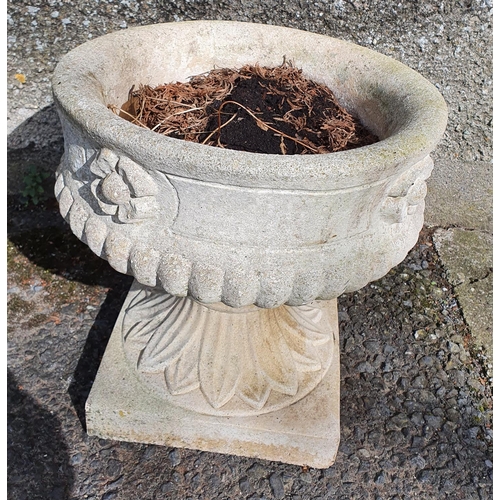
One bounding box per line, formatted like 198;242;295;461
85;294;340;469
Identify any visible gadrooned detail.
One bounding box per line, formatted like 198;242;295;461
55;151;432;308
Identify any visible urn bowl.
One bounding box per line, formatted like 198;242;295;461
52;21;447;309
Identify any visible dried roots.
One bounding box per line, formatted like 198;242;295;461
110;61;378;155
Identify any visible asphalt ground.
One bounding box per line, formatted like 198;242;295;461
7;1;493;499
7;207;493;499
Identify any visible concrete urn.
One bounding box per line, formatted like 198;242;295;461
52;21;447;468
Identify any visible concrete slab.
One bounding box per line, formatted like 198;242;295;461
432;228;493;374
425;160;493;232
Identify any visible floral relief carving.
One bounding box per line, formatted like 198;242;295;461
380;156;434;225
90;148;159;223
122;286;335;415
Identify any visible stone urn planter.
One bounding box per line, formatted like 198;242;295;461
52;21;447;468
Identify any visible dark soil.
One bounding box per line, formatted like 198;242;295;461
203;75;377;154
115;64;379;155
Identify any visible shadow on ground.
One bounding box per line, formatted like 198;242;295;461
7;370;75;500
7;200;128;289
8;103;64;199
69;280;133;430
7;191;134;433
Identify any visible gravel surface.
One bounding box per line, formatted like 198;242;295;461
7;0;492;192
7;202;493;499
7;1;493;498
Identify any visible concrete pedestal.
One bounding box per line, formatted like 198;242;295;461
85;288;340;469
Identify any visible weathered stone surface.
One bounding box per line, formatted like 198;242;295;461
426;160;492;233
433;228;493;373
52;21;447;309
121;282;336;416
86;286;341;468
51;21;446;468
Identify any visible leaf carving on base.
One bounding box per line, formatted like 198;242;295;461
122;289;334;412
123;290;180;349
137;297;196;372
199;313;242;408
255;310;299;396
237;331;272;410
